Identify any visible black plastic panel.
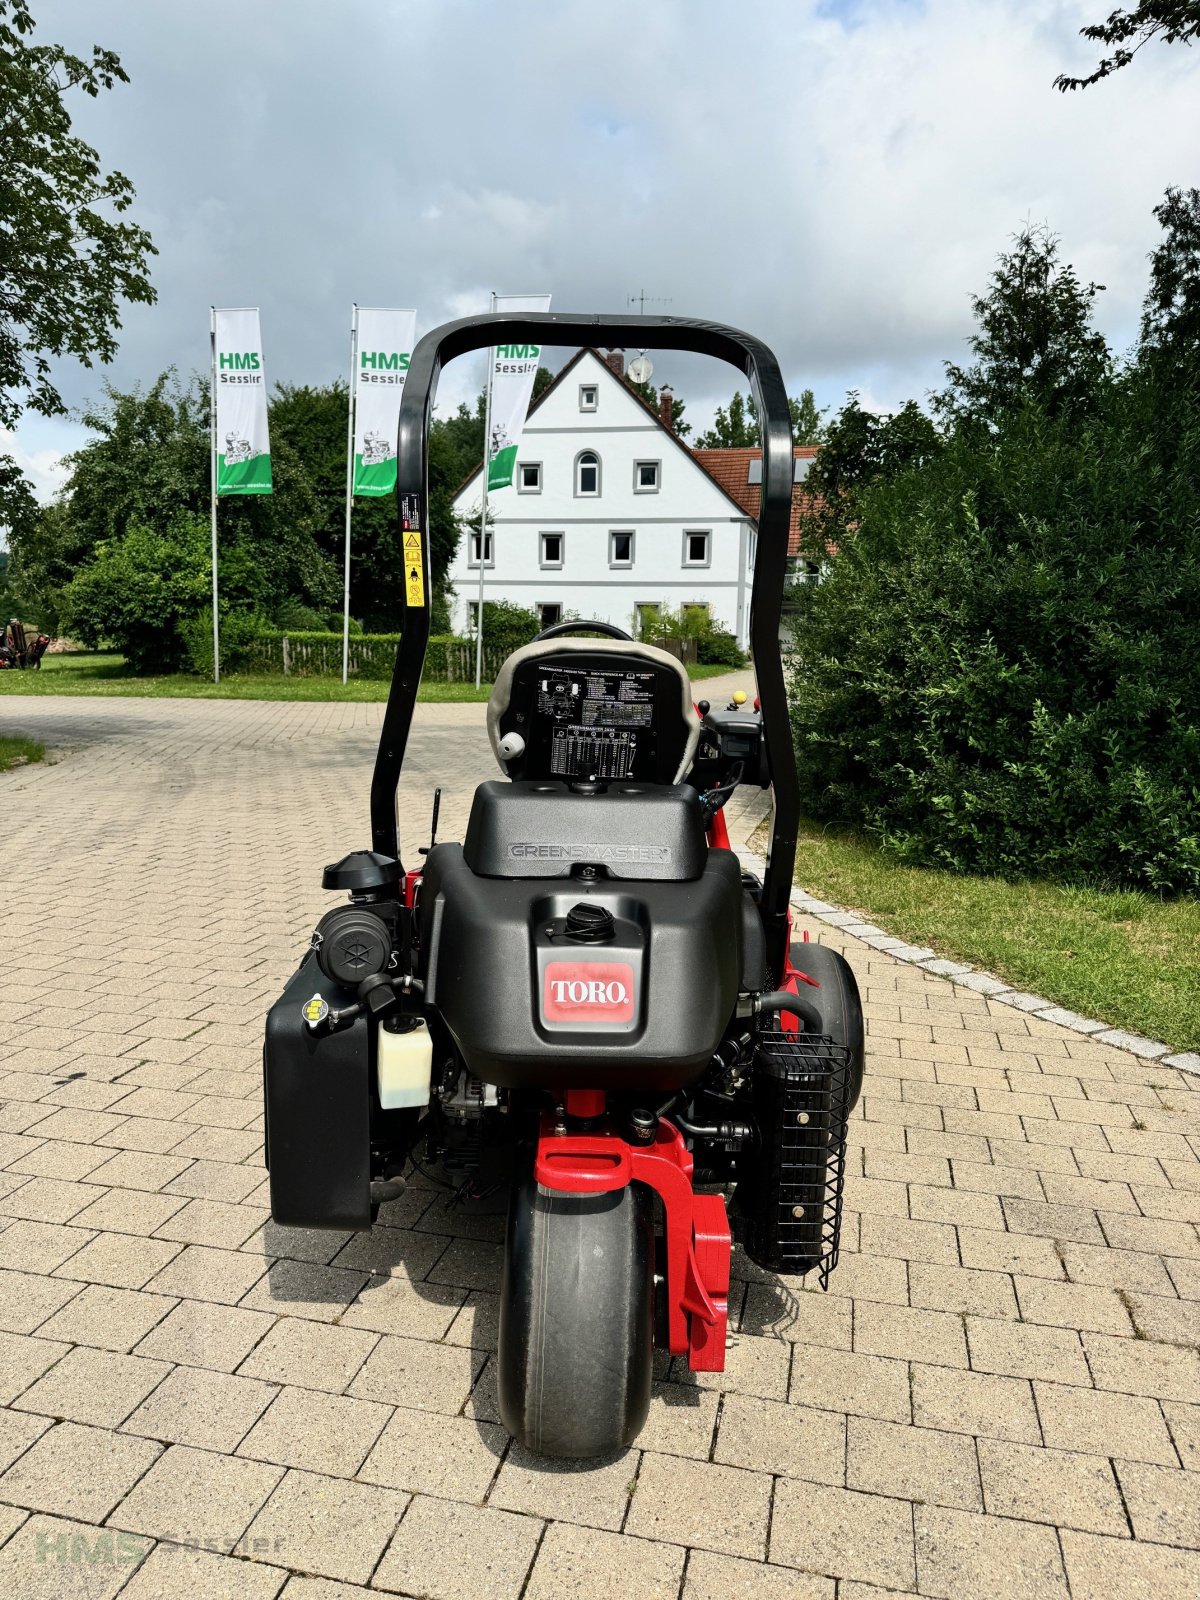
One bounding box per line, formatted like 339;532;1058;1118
463;781;707;881
419;844;744;1090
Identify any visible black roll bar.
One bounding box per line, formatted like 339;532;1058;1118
371;313;800;982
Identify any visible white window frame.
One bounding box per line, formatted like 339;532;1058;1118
539;530;564;569
517;461;542;494
574;450;601;498
608;529;635;569
633;459;660;494
467;527;494;568
579;383;599;412
537;601;563;629
682;528;711;568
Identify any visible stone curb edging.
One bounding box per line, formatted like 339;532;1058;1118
735;846;1199;1081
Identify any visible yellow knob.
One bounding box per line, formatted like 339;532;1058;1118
732;690;748;706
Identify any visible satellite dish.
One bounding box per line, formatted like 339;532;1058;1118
627;355;653;385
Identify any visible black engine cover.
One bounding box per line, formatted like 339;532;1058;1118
464;780;706;881
419;843;744;1090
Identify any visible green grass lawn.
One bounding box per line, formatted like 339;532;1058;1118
768;819;1200;1053
0;653;738;703
0;733;45;772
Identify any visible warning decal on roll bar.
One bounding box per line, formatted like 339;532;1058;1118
403;527;425;608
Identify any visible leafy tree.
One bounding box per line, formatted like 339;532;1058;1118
788;389;829;446
1140;186;1200;362
0;0;155;531
59;514;212;672
695;388;827;448
695;392;757;448
787;209;1200;894
626;375;691;436
7;371;337;644
937;227;1110;426
798;393;941;552
1055;2;1200;90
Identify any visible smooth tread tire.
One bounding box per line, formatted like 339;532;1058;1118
788;941;865;1110
498;1172;653;1458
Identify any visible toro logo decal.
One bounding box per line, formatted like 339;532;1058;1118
543;962;635;1025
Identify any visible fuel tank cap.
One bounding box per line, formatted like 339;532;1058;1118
564;903;615;943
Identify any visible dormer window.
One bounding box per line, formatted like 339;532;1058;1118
579;384;598;411
575;450;601;497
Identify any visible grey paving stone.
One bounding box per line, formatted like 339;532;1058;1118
372;1493;539;1599
0;1419;161;1520
244;1468;406;1585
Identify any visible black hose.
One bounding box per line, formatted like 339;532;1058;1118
756;988;822;1032
673;1111;753;1146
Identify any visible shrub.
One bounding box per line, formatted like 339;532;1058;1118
59;515;211;673
788;377;1200;894
273;598;327;632
182;608;269;677
697;629;747;667
476;599;539;657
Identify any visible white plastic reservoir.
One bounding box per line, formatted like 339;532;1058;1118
378;1019;433;1109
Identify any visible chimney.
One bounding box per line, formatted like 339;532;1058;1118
604;348;625;378
659;383;674;431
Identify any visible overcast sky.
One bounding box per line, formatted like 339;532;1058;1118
5;0;1197;504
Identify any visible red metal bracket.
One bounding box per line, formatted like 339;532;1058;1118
533;1113;730;1371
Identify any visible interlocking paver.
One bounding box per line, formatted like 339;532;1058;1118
12;1344;170;1428
0;1419;160;1520
0;1512;153;1600
109;1442;282;1547
3;692;1197;1595
372;1494;536;1598
769;1479;916;1588
626;1452;771;1557
123;1363;278;1451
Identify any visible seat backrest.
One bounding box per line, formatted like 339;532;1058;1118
487;638;701;785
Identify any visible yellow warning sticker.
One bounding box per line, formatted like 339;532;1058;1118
404;528;426;608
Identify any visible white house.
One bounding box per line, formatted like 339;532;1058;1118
449;349;759;648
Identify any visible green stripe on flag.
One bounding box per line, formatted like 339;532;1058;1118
487;444;517;491
353;454;397;497
217;452;273;495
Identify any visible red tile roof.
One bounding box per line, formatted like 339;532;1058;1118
691;446;821;556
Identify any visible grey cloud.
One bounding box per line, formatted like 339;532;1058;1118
15;0;1199;460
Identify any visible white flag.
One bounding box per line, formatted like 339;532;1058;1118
487;292;552;490
213;308;271;495
353;307;417;497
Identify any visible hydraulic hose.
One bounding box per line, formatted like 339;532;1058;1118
755;988;822;1032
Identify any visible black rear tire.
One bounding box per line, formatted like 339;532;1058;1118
497;1171;653;1458
788;940;865;1110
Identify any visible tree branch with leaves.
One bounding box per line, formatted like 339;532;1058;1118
1055;2;1200;90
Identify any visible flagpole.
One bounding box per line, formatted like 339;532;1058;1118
473;291;496;689
342;304;358;686
209;305;220;685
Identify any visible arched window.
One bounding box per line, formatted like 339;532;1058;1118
575;450;601;497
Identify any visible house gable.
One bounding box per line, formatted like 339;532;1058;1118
452;350;751;522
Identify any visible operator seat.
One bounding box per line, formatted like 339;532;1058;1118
486;637;701;785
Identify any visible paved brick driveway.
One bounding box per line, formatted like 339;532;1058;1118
0;690;1197;1600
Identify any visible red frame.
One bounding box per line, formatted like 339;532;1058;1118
534;1107;730;1371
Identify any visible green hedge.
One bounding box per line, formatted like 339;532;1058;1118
243;631;508;682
